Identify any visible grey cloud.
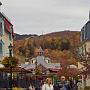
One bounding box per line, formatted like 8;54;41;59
0;0;90;34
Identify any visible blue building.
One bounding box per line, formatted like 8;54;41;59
79;12;90;56
78;12;90;88
81;12;90;42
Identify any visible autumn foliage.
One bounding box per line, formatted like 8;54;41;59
13;31;80;77
2;57;18;67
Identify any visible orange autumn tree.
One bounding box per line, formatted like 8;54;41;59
50;50;60;63
44;49;50;57
34;47;39;56
58;50;78;78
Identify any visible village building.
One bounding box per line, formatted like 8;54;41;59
78;12;90;89
0;12;14;60
21;47;60;81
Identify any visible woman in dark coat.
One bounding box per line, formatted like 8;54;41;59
54;76;71;90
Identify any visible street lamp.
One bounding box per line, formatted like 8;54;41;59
8;43;13;90
8;43;13;57
35;58;38;88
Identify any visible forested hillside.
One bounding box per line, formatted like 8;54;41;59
14;31;80;65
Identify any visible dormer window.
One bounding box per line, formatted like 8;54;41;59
9;33;12;41
46;59;49;63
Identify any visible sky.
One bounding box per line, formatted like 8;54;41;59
0;0;90;35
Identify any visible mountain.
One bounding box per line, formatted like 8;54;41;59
14;33;38;40
13;30;80;63
44;30;80;47
44;30;79;38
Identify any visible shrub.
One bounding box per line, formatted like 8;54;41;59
2;57;18;67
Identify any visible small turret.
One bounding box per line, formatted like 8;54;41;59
38;47;43;56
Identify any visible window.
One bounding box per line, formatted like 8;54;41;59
9;33;12;41
0;22;2;35
9;26;12;41
0;42;2;56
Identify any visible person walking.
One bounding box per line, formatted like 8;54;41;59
54;76;71;90
42;78;54;90
29;84;35;90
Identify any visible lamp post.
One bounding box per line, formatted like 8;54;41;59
8;43;13;90
8;43;13;57
35;58;38;88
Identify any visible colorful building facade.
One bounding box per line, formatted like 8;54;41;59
21;47;60;84
78;12;90;88
0;12;14;60
21;47;60;73
80;11;90;56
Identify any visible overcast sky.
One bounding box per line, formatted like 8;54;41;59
0;0;90;35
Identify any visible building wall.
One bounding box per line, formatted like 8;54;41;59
80;18;90;87
2;31;13;58
87;22;90;39
80;19;90;56
0;14;13;60
82;43;86;56
81;21;90;42
80;41;90;56
86;41;90;52
86;75;90;86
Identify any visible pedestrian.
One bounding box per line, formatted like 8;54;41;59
54;76;71;90
29;84;35;90
42;77;54;90
73;79;78;90
69;78;74;90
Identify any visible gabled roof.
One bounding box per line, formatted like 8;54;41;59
0;12;12;25
0;12;14;36
21;56;60;70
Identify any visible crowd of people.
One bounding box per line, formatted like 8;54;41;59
28;76;80;90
